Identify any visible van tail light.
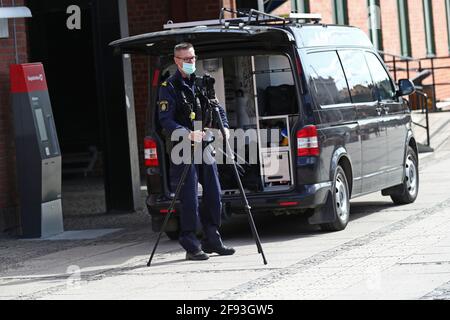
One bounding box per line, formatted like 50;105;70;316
152;69;161;87
144;137;159;167
297;125;319;156
160;209;176;214
279;201;299;207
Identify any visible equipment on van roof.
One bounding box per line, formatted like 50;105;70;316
163;8;322;30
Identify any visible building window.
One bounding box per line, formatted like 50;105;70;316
291;0;310;13
367;0;383;51
397;0;411;57
423;0;436;57
445;0;450;54
332;0;348;25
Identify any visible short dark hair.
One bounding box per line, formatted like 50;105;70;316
174;42;194;56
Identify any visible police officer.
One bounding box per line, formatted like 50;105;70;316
158;42;235;261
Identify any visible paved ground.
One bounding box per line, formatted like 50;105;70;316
1;111;450;300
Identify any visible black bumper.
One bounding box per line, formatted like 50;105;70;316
146;182;331;216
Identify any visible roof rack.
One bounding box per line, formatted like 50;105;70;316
163;19;224;30
219;7;287;27
162;8;322;30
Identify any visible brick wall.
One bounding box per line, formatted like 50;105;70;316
271;1;291;16
380;0;400;55
310;0;334;24
409;0;427;58
0;0;28;231
431;0;450;100
348;0;369;34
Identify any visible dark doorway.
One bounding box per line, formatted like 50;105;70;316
27;0;141;218
27;0;100;160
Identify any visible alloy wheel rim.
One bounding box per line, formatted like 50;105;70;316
405;155;417;197
335;173;349;221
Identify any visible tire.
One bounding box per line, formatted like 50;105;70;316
320;165;351;232
390;146;419;205
165;231;179;241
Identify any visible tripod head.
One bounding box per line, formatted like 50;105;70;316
195;74;220;129
195;74;216;100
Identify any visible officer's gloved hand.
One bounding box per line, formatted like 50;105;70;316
188;130;205;143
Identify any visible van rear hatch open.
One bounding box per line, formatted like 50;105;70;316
110;24;303;201
110;25;296;55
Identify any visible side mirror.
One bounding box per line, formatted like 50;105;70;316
397;79;415;96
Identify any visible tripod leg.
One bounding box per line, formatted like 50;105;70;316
147;146;195;267
212;107;267;265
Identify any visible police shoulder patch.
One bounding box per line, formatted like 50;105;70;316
159;100;169;112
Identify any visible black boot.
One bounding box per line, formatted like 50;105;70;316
202;243;235;255
186;250;209;260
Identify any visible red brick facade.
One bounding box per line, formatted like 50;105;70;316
0;0;28;230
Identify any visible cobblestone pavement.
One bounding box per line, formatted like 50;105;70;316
1;116;450;300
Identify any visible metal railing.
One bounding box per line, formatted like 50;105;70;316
379;51;435;148
379;51;450;112
412;91;431;148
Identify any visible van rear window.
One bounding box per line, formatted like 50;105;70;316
306;51;351;107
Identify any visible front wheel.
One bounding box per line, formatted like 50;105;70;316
391;146;419;205
320;166;350;232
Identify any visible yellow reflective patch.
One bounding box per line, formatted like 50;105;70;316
190;112;196;120
161;81;168;87
159;100;169;112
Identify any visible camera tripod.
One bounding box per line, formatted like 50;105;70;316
147;141;196;267
147;78;267;267
210;104;267;265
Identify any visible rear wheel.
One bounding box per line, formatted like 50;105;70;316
320;166;350;232
390;146;419;205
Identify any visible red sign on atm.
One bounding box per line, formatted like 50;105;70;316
10;63;48;93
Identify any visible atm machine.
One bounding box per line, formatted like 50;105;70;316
10;63;64;238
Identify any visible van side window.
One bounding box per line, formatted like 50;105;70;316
338;50;376;103
364;52;396;101
307;51;351;106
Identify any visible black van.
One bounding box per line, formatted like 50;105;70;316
111;10;418;238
